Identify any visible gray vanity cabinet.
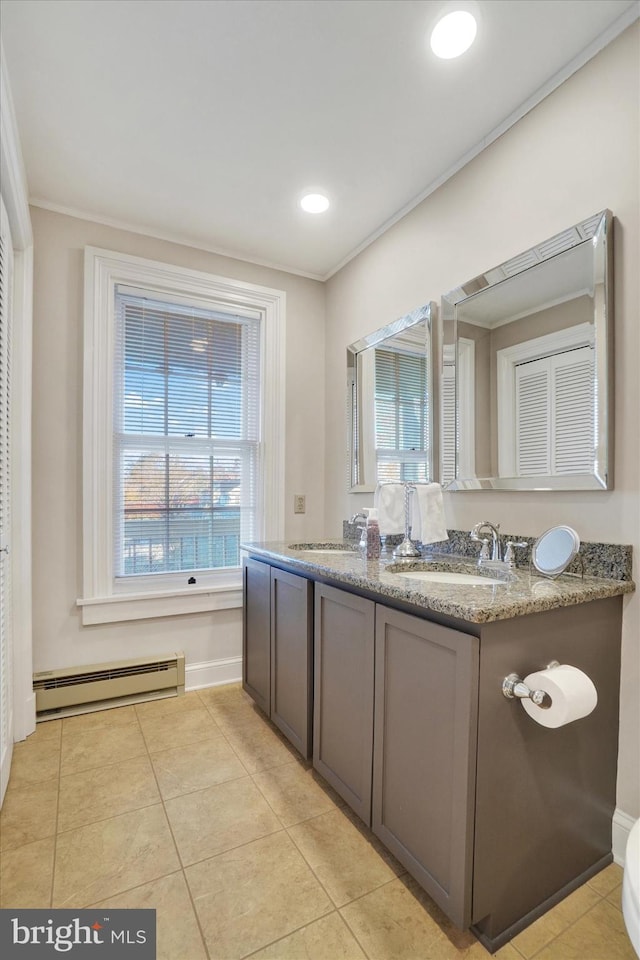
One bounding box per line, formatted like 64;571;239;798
242;556;271;714
313;583;375;824
372;606;480;928
242;558;313;759
270;567;313;758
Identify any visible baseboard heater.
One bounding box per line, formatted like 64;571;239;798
33;652;185;715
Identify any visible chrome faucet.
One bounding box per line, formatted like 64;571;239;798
470;521;502;561
350;512;367;525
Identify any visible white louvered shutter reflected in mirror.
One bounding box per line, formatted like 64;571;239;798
0;195;14;802
515;347;594;476
113;288;261;580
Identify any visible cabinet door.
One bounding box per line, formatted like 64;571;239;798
373;606;479;929
242;557;271;714
313;583;375;824
270;568;313;759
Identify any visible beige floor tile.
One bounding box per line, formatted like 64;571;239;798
90;871;207;960
165;776;282;866
197;681;249;707
62;705;139;732
340;876;453;959
200;685;265;726
345;872;496;960
60;722;147;776
587;862;624;897
512;882;601;958
0;777;58;851
606;884;623;909
151;736;247;799
491;946;524;960
186;831;333;959
289;807;404;907
224;716;300;773
30;719;62;742
58;755;160;832
253;761;343;826
6;736;61;788
52;804;180;908
0;836;55;907
139;704;222;753
134;691;204;719
533;898;637;960
249;911;367;959
201;680;243;695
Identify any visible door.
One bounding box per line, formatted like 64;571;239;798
0;195;14;804
313;583;375;824
373;605;479;928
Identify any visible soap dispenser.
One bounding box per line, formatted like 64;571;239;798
366;508;381;561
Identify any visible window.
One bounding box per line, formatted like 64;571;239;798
374;347;430;482
79;249;285;624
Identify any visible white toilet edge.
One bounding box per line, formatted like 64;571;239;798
622;818;640;959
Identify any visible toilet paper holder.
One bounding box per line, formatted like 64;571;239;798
502;661;559;710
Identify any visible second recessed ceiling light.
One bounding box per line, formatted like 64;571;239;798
430;10;477;59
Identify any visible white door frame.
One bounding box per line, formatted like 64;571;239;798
1;42;35;760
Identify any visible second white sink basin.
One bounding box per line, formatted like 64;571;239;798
392;570;505;586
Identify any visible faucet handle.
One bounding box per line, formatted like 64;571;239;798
504;540;528;566
476;537;491;560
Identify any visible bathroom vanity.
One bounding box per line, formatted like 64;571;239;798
241;541;634;952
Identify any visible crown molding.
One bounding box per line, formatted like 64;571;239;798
324;3;640;281
29;198;325;283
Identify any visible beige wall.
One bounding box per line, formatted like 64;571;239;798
30;207;326;675
325;25;640;817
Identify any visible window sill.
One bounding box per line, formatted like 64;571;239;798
77;581;243;625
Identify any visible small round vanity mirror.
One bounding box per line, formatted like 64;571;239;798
532;526;580;578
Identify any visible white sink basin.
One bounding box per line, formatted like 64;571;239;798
302;549;355;555
392;570;504;586
287;543;356;555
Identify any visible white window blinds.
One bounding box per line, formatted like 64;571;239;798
374;347;430;482
113;287;260;578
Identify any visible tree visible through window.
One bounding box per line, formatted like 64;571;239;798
114;288;260;577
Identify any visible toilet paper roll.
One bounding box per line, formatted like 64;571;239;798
521;663;597;728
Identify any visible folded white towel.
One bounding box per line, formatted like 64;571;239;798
412;483;448;544
374;483;405;536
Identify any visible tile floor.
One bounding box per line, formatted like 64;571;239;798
0;684;635;960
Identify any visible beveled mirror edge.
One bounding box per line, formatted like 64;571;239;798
440;209;613;492
347;301;437;493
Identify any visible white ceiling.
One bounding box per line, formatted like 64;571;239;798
2;0;637;279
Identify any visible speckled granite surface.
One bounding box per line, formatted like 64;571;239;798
342;524;634;581
243;540;635;624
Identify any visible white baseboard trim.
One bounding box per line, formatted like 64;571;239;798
613;807;637;867
185;657;242;691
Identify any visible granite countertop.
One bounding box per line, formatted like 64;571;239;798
241;540;635;624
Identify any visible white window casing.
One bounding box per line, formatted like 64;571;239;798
79;247;285;624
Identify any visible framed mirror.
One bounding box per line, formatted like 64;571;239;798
347;302;436;492
440;210;613;490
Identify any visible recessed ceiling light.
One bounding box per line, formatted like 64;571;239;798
300;193;330;214
430;10;477;59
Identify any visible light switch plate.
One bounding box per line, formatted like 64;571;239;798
294;494;306;514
